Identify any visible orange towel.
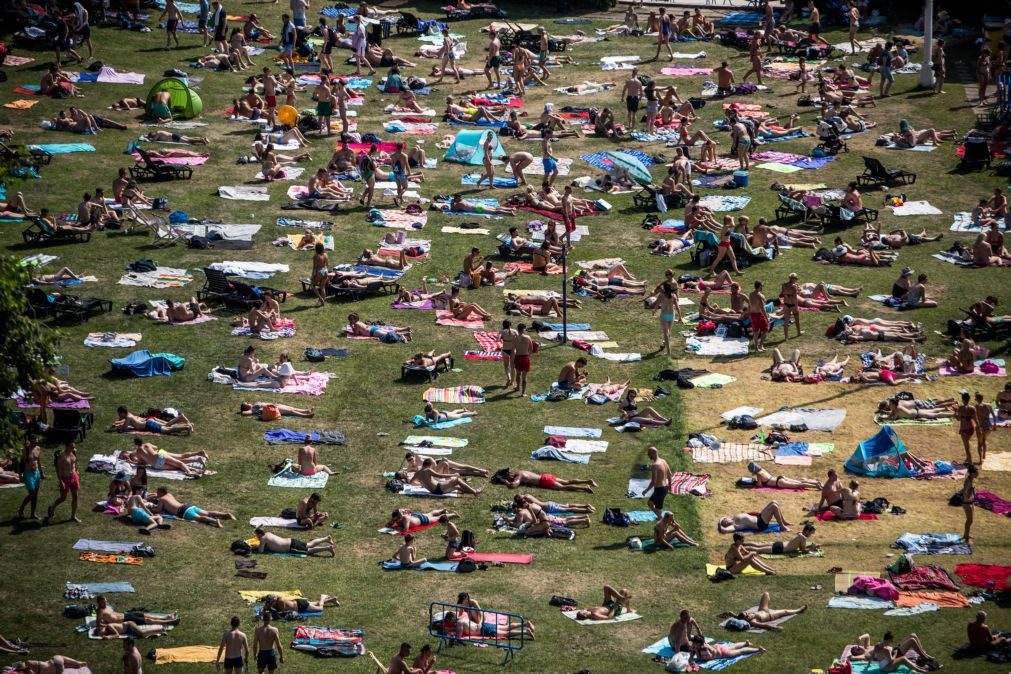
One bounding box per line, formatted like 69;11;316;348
79;552;144;565
3;99;39;109
895;591;969;608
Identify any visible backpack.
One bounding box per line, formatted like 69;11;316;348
304;348;325;363
655;369;679;381
812;247;838;262
230;540;253;556
456;558;477;573
280;507;298;520
586;393;608;405
948;492;963;507
123;300;148;316
385;478;405;493
724;617;751;631
63;604;94;619
460;529;475;549
602;508;632;526
187;236;213;249
131;543;156;558
546;390;569;402
549;595;578;607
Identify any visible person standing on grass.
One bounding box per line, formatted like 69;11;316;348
513;323;533;397
500;319;518;387
280;14;296;73
216;616;249;674
878;41;894;98
123;638;142;674
352;16;374;76
17;435;42;521
160;0;182;49
335;77;354;135
262;67;279;128
847;0;860;55
358;144;378;208
541;127;559;187
933;39;946;95
955;390;979;466
433;28;462;84
781;273;802;339
477;131;497;187
254;613;284;673
485;30;502;89
72;1;93;58
653;7;675;62
643;446;673;517
620;67;643;131
314;74;333;136
290;0;308;28
652;280;679;355
199;0;211;47
311;241;329;307
211;0;227;54
390;143;410;207
749;280;769;352
975;392;994;465
560;185;576;242
962;463;978;544
45;441;80;523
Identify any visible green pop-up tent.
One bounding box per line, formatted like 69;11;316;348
146;78;203;120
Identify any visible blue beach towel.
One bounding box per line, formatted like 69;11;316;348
412;415;473;430
544;425;601;438
627;510;659;523
541;323;591;331
895;533;971;555
530;446;590;464
461;174;518;188
68;581;136;593
110;350;184;377
267;461;329;489
29;143;97;154
382;560;459;571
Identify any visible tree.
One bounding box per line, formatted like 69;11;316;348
0;256;59;452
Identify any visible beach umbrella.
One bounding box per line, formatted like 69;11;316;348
601;151;652;185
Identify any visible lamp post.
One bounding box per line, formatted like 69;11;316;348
919;0;935;89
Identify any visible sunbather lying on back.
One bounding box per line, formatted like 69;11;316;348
360;249;408;269
96;596;178;632
400;451;486;478
690;636;766;662
389;507;459;532
348;313;413;342
876;397;956;420
143;129;209;145
112;97;146;110
744;523;819;555
747;463;821;490
574;585;632;621
146;298;205;323
261;594;339;618
150;486;235;527
516;493;595;513
433;195;516;216
124;438;207;476
112;406;193;435
504;295;563;317
493;469;596;493
410;456;483;496
719;591;807;631
441;606;536;640
31;266;84;284
865;227;943;249
718;501;792;533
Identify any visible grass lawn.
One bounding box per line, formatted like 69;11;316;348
1;2;1010;672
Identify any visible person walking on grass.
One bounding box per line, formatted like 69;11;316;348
254;613;284;673
216;616;249;674
17;435;42;521
311;241;329;307
513;323;534;397
962;463;978;545
643;446;673;517
500;319;518;387
160;0;182;49
45;441;80;523
932;39;946;94
652;281;679;355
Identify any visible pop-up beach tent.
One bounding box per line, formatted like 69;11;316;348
443;129;505;165
844;425;914;478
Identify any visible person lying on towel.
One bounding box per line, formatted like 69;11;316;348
388;507;459;533
574;585;631;621
717;501;791;534
408;456;483;496
744;523;819;555
96;595;178;639
746;462;822;490
112;406;193;435
491;468;595;493
252;527;335;557
261;593;339;618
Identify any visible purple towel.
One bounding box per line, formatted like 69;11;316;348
789;156;836;170
17;397;91;409
392;299;435;310
976;490;1011;516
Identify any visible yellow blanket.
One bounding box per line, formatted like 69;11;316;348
154;646;218;664
237;589;303;604
706;564;764;577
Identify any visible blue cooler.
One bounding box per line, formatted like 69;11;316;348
733;170;749;187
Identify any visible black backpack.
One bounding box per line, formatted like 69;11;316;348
304;348;325;363
128;258;157;273
549;595;578;607
230;540;253;556
728;415;757;430
131;543;156;558
123;300;148;316
63;604;94;618
460;530;475;549
385;478;405;493
187;236;213;249
280;508;297;520
602;508;632;526
456;558;477;573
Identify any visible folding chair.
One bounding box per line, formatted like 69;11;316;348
128;206;187;246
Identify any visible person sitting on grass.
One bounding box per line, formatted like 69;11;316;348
252;527;335;557
261;594;339;617
237;345;282;385
745;523;819;555
479;260;519;287
968;611;1011;653
618;388;672;427
556;358;588;392
295;493;328;528
493;469;596;493
574;586;632;621
125;485;167;535
150;486;235;527
654;511;700;548
408;457;484;496
718;501;792;534
826;480;861;520
296;436;337;477
448;287;493;321
848;632;936;672
747;462;822;490
690;635;766;662
389;507;459;532
112;406;193;435
724;532;777;575
123;438;207;476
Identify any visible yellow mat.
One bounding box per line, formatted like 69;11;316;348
237;589;303;604
706;564;764;577
154;645;218;664
983;451;1011;472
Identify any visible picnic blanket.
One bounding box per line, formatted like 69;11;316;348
74;539;142;553
816;511;879;522
219;186;270;201
118;266;192;289
223;370;330;395
756;407;847;432
954;563;1011;591
889;200;942;216
422;386;485;404
698;195;751;211
706;563;766;576
267;460;329;489
435;310;484;329
895;533;971;555
66;581;136;594
685;336;749;356
827;596;895;610
563;609;642;625
402;435;468;448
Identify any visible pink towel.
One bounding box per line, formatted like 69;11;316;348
976;490;1011;516
436;310;484;329
660;67;712;76
774;454;813;466
131;152;208;166
815;511;879;522
939;364;1007;377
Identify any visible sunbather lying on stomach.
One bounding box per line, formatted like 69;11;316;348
516;492;595;513
404;351;453;371
261;593;338;616
574;585;632;621
253;527;335;557
151;485;234;526
124;438;207;476
348;312;413;342
745;523;819;555
388;507;459;532
410;456;483;496
494;469;595;493
400;452;486;478
747;463;821;490
9;657;90;673
718;501;792;534
830;238;894;267
112;406;193;435
877;397;956;420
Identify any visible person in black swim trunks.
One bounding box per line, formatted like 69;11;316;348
252;528;335;557
717;501;792;533
815;468;844;512
216;616;249;674
253;613;283;673
261;594;339;617
747;462;822;490
620;68;644;131
744;524;819;555
719;591;807;629
644;446;673;517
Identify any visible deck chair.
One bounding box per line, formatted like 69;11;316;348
129;146;193;181
25;287;57;319
775;193;819;225
396;11;421;34
47;408;89;441
856;156;916;188
959;138;992;171
198;268;288;309
127;206;187;246
22;217;91;245
401;355;454;382
366;651;389;674
330;276;401;301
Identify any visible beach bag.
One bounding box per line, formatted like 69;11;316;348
696;320;716;336
549;595;578;607
260;404;282;421
812;247;838;262
456;558;477;573
980;360;1000;374
666;652;692;672
230;540;252;556
724;617;751;631
546;390;569;402
948;492;963;506
304;348;325;362
128;258;157;273
63;604;93;618
280;507;298;520
385;478;405;492
603;508;632;526
797;94;814;106
729;414;758;430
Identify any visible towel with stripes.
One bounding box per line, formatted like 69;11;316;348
473;331;503;351
422;386;486;404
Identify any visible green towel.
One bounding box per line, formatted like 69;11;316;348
689;373;736;388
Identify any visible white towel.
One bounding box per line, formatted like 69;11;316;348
889;200;942;216
248;517;305;529
218;186;270;201
563;439;609;453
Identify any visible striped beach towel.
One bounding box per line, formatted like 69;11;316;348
670;471;712;495
422;386;486;404
690;443;774;464
473;331;503;351
436;311;484;329
464;350;502;361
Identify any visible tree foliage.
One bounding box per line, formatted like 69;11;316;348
0;256;59;451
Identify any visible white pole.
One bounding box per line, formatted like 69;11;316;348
919;0;935;88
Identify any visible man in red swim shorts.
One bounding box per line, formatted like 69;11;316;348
748;280;769;352
46;440;81;523
512;323;534;397
539;473;558;490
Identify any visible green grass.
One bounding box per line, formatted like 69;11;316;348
1;4;1010;673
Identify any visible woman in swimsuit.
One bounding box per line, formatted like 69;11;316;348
618;389;671;426
849;632;935;673
423;403;476;423
11;656;89;674
652;281;680;356
709;218;742;276
748;462;822;490
974;392;994;464
690;636;765;661
955;391;979;465
347;313;412;343
962;464;978;543
829;480;860;519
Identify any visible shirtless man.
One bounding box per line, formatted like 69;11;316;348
297;437;337;477
124;486;165;535
11;657;90;674
45;441;80;523
262;593;339;616
393;533;427;567
410;458;483;496
485;30;502;89
745;524;819;555
815;468;843;512
574;586;632;621
262;67;279;128
388;643;421;674
97;596;179;632
215;617;249;674
513;324;534;396
112;406;193;435
125;438;207;477
123;639;143;674
499;469;595;493
557;358;587;392
654;511;700;548
620;68;644;131
461;247;483;289
718;501;792;533
315;76;334;137
295;493;327;528
643;446;672;517
252;527;335;557
399;453;487;478
151;486;234;527
669;610;704;653
724;532;777;575
749;280;769;352
253;614;284;673
829;480;861;520
505;152;534;186
781;273;803;338
713;61;736;96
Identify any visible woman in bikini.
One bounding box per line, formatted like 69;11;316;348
347;313;412;343
423;403;477;423
618;389;671;426
955;391;979;465
690;636;765;662
10;656;90;673
748;462;822;490
962;464;978;543
388;508;458;532
709;218;742;276
652;281;680;356
400;452;488;478
448;288;492;321
720;591;807;630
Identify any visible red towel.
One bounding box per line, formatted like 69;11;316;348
815;511;879;522
461;552;532;564
389;522;438;535
514;204;602;222
954;563;1011;591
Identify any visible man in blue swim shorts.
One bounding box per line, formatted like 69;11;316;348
152;486;235;526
